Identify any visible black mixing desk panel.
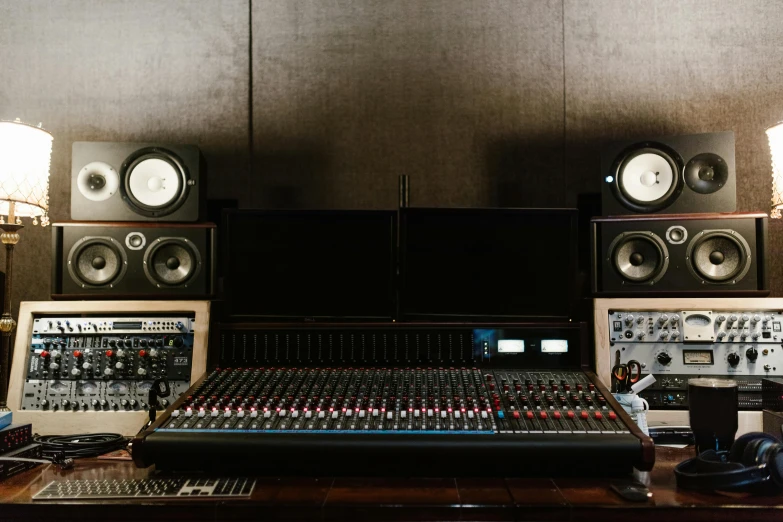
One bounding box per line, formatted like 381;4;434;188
132;324;654;476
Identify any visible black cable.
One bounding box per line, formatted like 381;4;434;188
32;433;129;460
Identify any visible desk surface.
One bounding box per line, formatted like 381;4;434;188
1;446;781;521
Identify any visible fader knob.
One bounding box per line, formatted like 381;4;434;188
746;347;758;362
727;353;740;367
657;353;672;366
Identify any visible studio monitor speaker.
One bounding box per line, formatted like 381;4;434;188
52;222;215;299
591;213;768;296
71;142;205;222
601;131;735;215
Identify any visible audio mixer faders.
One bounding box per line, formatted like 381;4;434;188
161;368;623;434
20;315;195;412
133;323;653;477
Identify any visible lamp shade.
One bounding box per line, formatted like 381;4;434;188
0;119;52;225
767;121;783;218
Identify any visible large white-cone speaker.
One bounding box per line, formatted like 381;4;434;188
619;152;676;203
76;162;120;202
127;158;182;208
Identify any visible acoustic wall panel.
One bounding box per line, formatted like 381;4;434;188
251;0;566;209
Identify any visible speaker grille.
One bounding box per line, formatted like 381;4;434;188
143;238;201;287
67;237;127;287
608;231;669;284
687;230;751;283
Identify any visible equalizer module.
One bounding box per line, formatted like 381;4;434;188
132;323;654;476
8;301;210;435
595;299;783;410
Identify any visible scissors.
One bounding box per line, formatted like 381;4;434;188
612;360;642;393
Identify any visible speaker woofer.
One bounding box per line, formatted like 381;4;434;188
67;237;127;288
611;143;684;212
684;153;729;194
686;230;751;284
120;147;190;217
143;237;201;287
608;231;669;284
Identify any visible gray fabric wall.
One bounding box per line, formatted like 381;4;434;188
1;0;783;315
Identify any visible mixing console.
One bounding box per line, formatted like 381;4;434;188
132;324;654;476
161;368;624;434
20;315;195;412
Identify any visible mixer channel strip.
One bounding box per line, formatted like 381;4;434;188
159;368;628;435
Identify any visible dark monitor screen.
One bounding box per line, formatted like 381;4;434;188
223;210;397;320
400;208;578;320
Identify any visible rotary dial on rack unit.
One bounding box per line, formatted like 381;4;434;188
726;351;741;368
655;350;672;367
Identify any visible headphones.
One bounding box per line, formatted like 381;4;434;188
674;432;783;494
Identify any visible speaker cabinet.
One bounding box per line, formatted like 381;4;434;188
601;131;736;215
71;142;205;222
52;222;215;299
591;213;768;296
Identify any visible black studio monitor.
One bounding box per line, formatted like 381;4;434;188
221;210;397;321
399;208;578;321
601;131;736;216
71;142;205;222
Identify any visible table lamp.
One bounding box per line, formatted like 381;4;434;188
0;118;52;410
767;121;783;218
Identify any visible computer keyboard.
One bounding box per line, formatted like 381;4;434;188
33;476;256;500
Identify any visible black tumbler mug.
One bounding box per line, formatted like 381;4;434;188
688;378;739;455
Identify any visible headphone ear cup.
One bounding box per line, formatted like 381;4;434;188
768;448;783;486
729;432;774;462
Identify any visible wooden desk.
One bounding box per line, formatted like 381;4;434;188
1;446;781;521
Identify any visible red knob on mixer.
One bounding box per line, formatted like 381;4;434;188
40;351;49;358
580;411;589;419
567;411;575;419
594;412;603;420
608;412;617;420
105;350;114;358
139;350;147;358
73;350;82;358
526;411;534;420
553;411;561;420
539;411;547;419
